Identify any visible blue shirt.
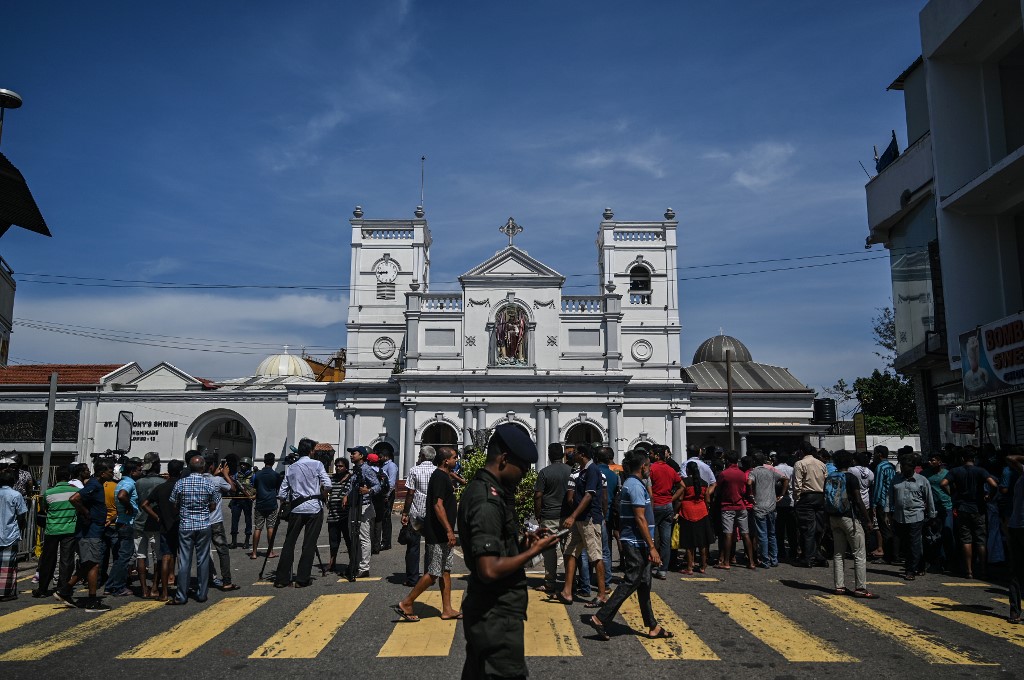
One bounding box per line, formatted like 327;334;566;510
253;467;282;513
0;486;27;547
77;477;108;539
114;476;138;525
618;476;654;548
598;464;619;507
873;460;896;512
573;461;605;523
170;474;217;532
382;460;399;491
349;463;380;506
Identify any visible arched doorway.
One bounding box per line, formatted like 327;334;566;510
421;422;458;451
186;409;256;460
565;422;604;447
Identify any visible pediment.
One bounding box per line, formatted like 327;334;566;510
129;362;203;391
460;246;564;283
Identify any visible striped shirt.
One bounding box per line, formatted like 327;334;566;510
170;474;217;532
406;461;436;519
41;482;79;536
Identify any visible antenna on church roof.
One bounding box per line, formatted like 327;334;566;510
419;155;426;209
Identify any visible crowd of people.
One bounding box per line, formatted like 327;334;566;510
1;435;1022;633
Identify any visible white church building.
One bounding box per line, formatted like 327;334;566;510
0;208;824;476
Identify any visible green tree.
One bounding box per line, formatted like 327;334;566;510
854;369;918;436
454;430;538;525
872;306;897;370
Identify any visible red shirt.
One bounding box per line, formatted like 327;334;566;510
680;483;709;522
717;464;748;511
650;461;682;506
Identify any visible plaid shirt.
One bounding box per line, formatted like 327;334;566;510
170;474;216;532
406;461;436;519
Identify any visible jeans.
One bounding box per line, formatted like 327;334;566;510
104;524;135;591
753;510;778;567
653;505;675;574
776;506;798;559
601;519;613;586
796;492;825;564
349;502;375;575
1008;527;1024;621
176;527;212;603
896;520;925;576
276;510;324;586
404;521;422;583
208;522;233;584
229;499;252;541
578;549;592;594
38;533;76;594
830;515;867;591
596;542;656;629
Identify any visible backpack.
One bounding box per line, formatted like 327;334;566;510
824;470;852;515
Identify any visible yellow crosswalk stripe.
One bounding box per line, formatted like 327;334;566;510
0;600;163;661
250;593;366;659
941;582;989;587
704;593;856;662
378;590;464;657
901;596;1024;648
993;597;1010;606
0;603;68;636
618;591;719;660
337;577;382;583
118;596;271;659
680;577;719;582
867;581;905;586
813;595;993;665
524;588;581;656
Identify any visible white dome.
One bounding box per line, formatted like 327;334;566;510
256;351;315;379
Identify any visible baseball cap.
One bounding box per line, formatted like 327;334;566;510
240;456;253;465
491;423;538;465
346;446;370;456
366;453;380;464
143;452;160;465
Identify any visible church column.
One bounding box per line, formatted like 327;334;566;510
607;404;620;459
671;410;683;465
740;433;748;456
406;283;422;370
548;406;560;447
476;405;486;433
404;404;416;475
535;404;548;469
603;284;623;371
462;406;473;448
343;409;356;452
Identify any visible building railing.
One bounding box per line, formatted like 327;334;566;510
561;296;602;313
421;295;463;311
613;229;663;241
629;293;652;305
362;228;414;240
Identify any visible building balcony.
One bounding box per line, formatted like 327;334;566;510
866;132;934;244
940;144;1024;216
420;294;463;312
561;296;602;314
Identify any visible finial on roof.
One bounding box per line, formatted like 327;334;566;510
353;206;363;218
415;205;424;218
603;207;613;220
499;217;523;246
283;345;290;354
665;207;676;220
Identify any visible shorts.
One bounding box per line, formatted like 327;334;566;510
425;542;454;577
563;519;603;560
78;537;104;565
955;511;986;546
159;532;179;558
721;509;749;534
254;506;278;530
134;530;160;561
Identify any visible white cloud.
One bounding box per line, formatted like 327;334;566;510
703;141;797;191
571;135;668;179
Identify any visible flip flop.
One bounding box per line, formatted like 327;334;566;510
548;593;573;606
249;554;258;560
712;564;731;570
219;584;241;591
584;599;608;609
648;627;674;639
166;599;187;606
851;589;879;599
588;615;610;641
440;612;464;620
834;587;850;596
392;604;420;622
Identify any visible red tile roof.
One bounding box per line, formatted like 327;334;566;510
313;443;336;452
0;364;126;385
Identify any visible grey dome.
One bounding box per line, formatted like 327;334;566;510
692;335;753;364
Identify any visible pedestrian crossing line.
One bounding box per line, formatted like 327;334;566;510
118;596;271;659
992;597;1009;606
704;593;857;662
0;603;68;636
813;595;993;665
16;573;36;582
618;592;719;661
941;582;989;587
524;588;582;656
901;596;1024;649
0;600;163;662
680;577;719;582
337;577;382;583
867;581;905;586
377;590;465;657
250;594;367;659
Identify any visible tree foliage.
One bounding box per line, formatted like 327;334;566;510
454;430;538;525
872;306;897;370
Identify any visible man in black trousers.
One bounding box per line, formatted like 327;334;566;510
274;438;332;588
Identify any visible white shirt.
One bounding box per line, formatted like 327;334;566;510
685;457;717;486
406;460;436;519
849;465;874;510
774;462;795;507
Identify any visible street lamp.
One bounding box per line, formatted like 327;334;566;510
0;88;24;148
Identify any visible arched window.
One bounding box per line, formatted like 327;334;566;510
565;422;604;446
629;265;651;292
421;422;458;451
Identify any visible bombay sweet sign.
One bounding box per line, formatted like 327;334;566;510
960;311;1024;403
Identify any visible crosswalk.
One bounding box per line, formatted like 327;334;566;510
0;586;1018;665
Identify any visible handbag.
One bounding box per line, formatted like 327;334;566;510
398;523;415;546
671;521;681;550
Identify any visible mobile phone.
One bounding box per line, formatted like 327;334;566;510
553;528;571;539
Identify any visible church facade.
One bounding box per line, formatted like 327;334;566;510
0;208;823;476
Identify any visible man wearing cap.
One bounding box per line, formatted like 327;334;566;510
230;456;255;551
346;446;380;580
132;453;165;598
401;445;438;586
458;423;560;680
250;453;282;560
275;438;332;588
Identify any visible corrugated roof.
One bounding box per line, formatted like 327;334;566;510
683;361;810;392
0;363;125;385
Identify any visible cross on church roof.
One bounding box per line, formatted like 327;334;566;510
499;217;523;246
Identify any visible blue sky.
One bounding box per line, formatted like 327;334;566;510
0;2;923;396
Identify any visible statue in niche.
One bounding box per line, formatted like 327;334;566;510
495;305;528;365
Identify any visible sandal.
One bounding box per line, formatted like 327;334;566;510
851;589;879;599
649;627;674;639
712;563;731;570
548;592;573;606
391;603;420;622
219;583;240;592
440;612;464;620
588;615;610;641
584;599;608;609
834;587;850;596
166;599;187;606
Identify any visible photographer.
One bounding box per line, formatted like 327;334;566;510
274;438;332;588
202;453;239;591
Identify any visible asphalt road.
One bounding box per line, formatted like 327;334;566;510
2;516;1022;680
